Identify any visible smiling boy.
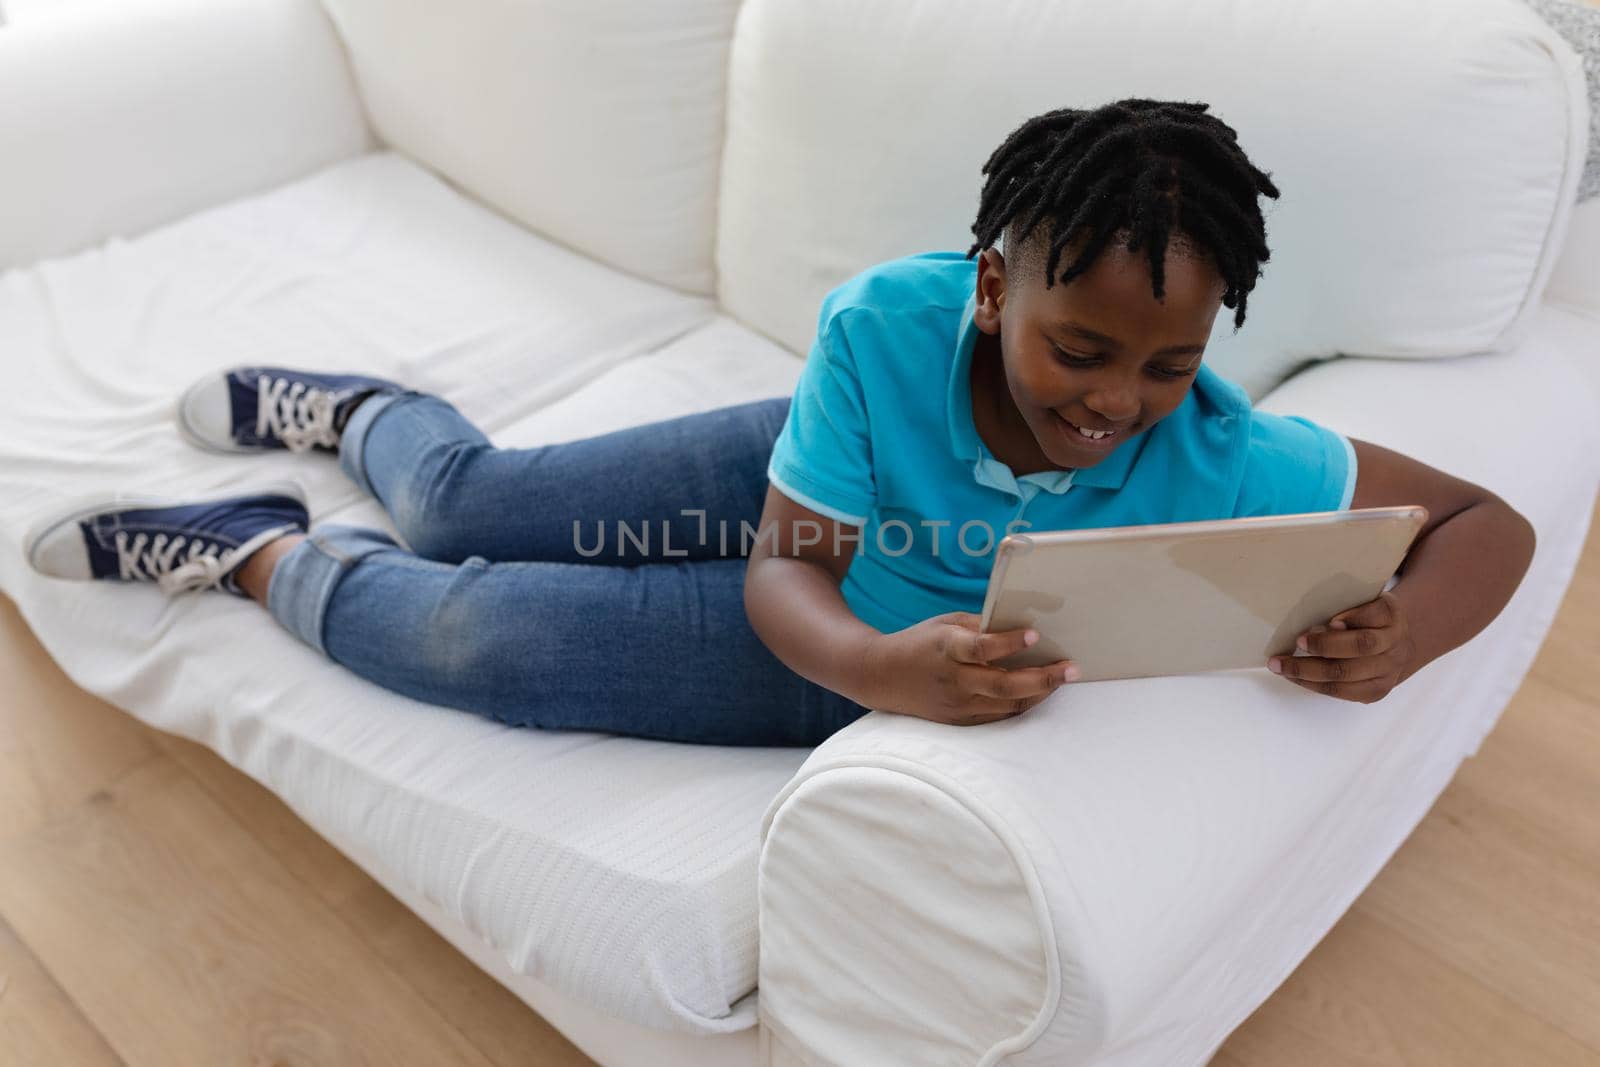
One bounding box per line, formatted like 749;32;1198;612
744;99;1537;726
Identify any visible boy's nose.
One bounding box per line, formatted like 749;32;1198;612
1084;388;1138;423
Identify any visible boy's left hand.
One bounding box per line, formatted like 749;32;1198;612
1267;590;1416;703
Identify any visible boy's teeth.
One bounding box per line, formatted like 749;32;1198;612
1075;423;1112;439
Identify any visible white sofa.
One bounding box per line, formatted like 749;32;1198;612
1;0;1596;1064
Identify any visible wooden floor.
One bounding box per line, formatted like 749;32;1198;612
0;503;1595;1066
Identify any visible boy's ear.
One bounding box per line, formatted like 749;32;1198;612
973;248;1007;334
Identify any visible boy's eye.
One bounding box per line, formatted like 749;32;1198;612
1052;347;1194;380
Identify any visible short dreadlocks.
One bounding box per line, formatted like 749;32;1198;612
965;98;1280;330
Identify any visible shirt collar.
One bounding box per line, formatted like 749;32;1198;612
946;291;1143;492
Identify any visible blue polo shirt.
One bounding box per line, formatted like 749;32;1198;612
766;251;1358;635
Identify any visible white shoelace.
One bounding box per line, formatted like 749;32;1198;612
114;524;298;596
256;375;345;453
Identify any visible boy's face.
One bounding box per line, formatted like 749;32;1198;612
972;230;1228;470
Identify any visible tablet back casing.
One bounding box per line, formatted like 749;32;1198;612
979;507;1427;681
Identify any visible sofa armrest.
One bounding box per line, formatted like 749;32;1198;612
756;667;1539;1067
0;0;371;271
759;740;1081;1066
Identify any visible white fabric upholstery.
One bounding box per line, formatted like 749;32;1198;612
1548;197;1600;320
1;0;119;22
0;0;372;271
756;304;1600;1065
340;831;760;1067
0;152;817;1036
717;0;1590;400
318;0;745;296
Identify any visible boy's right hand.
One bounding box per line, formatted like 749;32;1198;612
860;611;1080;726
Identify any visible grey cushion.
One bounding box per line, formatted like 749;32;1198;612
1521;0;1600;200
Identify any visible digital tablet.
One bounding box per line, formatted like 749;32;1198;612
978;506;1428;681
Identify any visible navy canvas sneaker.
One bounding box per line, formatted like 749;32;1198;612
177;366;403;454
24;482;310;598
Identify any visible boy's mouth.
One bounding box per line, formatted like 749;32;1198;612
1054;412;1124;450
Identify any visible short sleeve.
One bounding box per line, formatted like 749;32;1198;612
766;310;876;526
1232;411;1358;517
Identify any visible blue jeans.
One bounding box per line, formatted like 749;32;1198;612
265;390;871;746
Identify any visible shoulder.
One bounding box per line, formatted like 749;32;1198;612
1131;363;1252;498
816;251;976;339
1138;363;1349;518
1145;362;1252;468
1204;372;1356;516
1165;364;1339;454
1186;362;1252;422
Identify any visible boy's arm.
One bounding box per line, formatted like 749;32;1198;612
1274;437;1537;698
1351;438;1536;683
742;485;882;707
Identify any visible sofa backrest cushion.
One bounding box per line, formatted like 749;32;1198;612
319;0;743;296
716;0;1590;400
0;0;371;272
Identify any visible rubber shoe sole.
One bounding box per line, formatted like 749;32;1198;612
23;479;309;581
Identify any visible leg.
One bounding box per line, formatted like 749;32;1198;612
340;390;791;565
257;524;868;746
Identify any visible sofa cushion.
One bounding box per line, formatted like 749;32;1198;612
318;0;745;296
0;151;819;1034
0;0;372;271
717;0;1589;401
1519;0;1600;201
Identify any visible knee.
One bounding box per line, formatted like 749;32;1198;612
412;557;500;687
389;439;491;562
411;559;562;730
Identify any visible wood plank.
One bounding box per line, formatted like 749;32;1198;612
0;756;497;1067
151;731;372;911
334;880;595;1067
0;594;162;842
1448;674;1600;871
0;911;122;1067
147;736;593;1064
1352;772;1600;1050
1217;909;1599;1066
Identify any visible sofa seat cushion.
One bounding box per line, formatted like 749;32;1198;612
0;151;815;1034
